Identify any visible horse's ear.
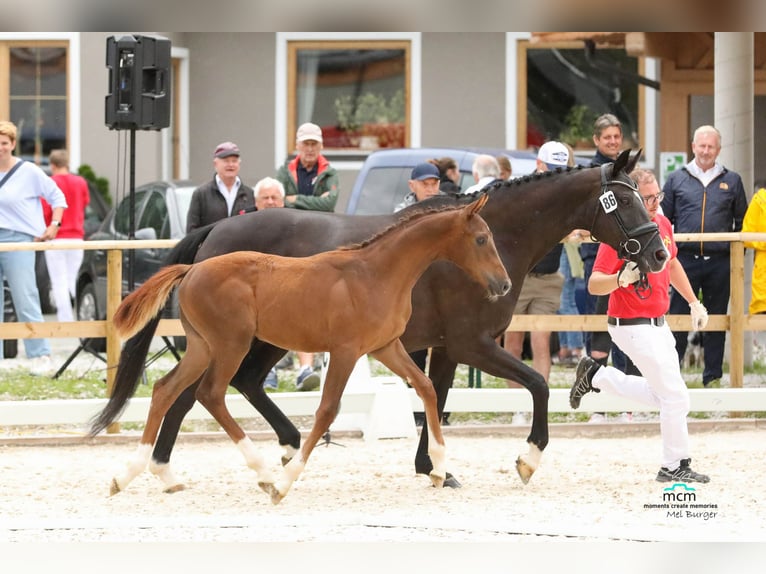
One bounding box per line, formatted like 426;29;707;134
627;148;643;173
468;192;489;217
613;149;631;174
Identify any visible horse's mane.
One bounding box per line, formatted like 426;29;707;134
339;165;591;251
339;204;464;251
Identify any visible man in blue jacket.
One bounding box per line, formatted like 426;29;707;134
661;125;749;387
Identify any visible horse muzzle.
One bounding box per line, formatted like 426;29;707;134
487;276;512;300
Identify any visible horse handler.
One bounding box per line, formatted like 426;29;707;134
568;168;711;484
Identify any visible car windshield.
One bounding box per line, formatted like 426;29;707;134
174;186;196;232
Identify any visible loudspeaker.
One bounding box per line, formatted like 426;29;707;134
105;34;171;131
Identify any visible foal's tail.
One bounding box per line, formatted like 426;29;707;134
88;225;216;437
114;264;191;341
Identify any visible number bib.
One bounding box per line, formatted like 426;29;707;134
599;190;617;213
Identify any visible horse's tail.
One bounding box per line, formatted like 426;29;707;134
88;264;191;436
114;264;191;341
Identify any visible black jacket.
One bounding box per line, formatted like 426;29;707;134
186;176;255;232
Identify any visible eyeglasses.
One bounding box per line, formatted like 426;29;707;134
641;192;664;205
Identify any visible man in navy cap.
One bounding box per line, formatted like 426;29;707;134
186;141;255;232
395;162;442;212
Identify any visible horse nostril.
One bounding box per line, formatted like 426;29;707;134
656;249;668;261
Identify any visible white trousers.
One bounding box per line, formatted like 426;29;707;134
44;241;84;322
593;322;690;470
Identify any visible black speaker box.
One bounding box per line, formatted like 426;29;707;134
105;34;171;131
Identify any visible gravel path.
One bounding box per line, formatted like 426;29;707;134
1;426;764;543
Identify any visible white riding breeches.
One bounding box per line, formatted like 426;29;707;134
592;322;691;470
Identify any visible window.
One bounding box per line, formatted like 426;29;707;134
520;41;643;151
1;42;68;166
286;40;410;156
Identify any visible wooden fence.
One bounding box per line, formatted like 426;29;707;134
0;233;765;430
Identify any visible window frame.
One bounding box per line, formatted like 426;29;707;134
514;38;656;167
0;33;80;168
276;33;421;171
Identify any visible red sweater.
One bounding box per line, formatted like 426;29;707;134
42;173;90;239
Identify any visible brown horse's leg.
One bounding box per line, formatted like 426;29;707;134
371;339;446;488
270;351;357;505
111;333;210;496
194;343;278;497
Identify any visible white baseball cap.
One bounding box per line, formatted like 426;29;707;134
537;141;570;169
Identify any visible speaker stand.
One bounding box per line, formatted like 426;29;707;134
52;338;106;379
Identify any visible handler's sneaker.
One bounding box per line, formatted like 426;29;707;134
296;366;320;391
569;356;601;409
656;458;710;483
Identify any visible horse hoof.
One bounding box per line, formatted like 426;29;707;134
163;484;186;494
258;481;283;505
429;472;445;489
109;478;121;496
443;473;462;489
515;456;535;485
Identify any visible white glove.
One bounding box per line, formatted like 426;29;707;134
617;261;641;288
690;301;709;330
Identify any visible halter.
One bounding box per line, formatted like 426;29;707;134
590;162;660;261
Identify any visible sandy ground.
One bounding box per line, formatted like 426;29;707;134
1;425;764;544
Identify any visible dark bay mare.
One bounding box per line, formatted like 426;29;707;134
95;196;509;502
95;149;667;491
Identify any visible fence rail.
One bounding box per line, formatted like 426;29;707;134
1;233;764;430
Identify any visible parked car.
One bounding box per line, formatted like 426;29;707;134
37;180;111;314
345;146;589;215
75;180;197;351
345;147;539;215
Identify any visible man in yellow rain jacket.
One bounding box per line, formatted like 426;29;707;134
743;185;766;314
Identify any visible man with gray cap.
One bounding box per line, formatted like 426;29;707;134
186;141;255;232
276;122;340;212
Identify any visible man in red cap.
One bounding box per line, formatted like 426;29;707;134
186;141;255;232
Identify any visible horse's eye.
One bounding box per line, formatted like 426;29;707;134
476;236;487;246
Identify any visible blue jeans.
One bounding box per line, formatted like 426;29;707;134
558;249;584;350
0;229;51;359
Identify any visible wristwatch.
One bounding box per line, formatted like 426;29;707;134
51;220;61;227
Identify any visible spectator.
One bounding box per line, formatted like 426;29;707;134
395;162;443;425
496;155;512;181
276;122;339;389
743;183;766;317
186;141;255;232
579;113;632;423
277;122;339;212
504;141;569;425
464;154;501;194
661;125;748;388
557;140;586;365
430;157;460;194
395;161;443;212
254;176;285;211
42;149;90;323
0;120;67;375
252;177;286;390
569;168;710;484
558;229;585;366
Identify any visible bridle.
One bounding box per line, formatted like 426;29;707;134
590;162;660;261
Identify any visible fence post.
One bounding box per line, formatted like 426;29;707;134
105;249;123;434
729;241;744;389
